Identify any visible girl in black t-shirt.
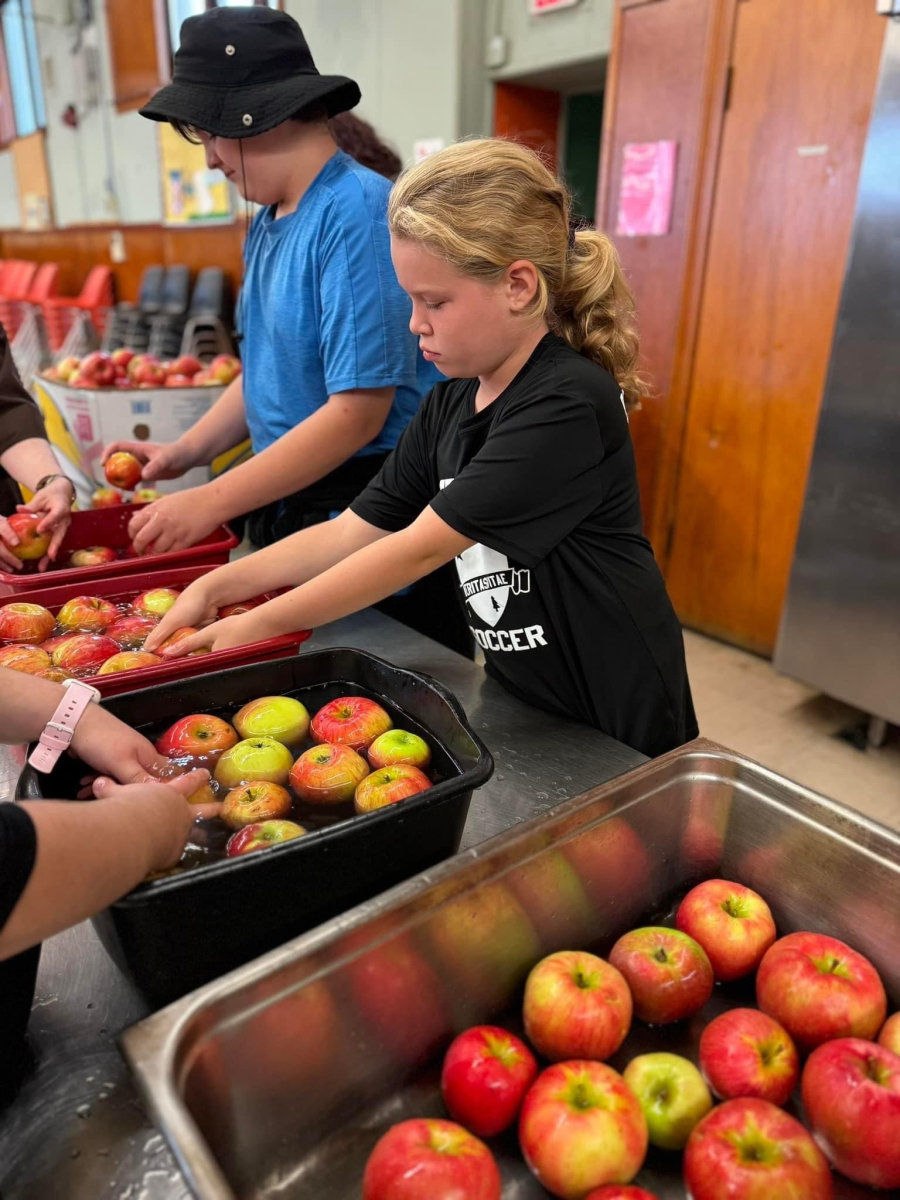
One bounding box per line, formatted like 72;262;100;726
147;139;696;756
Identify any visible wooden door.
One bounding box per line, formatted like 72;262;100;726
664;0;885;654
494;83;561;170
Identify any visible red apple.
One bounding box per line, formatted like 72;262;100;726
0;644;51;675
585;1190;659;1200
563;817;653;927
609;927;714;1025
233;695;310;747
91;487;123;509
684;1098;832;1200
225;819;307;857
164;374;193;388
56;595;119;633
218;599;262;618
108;615;158;649
676;879;776;982
6;513;51;561
169;354;202;378
52;634;119;673
131;487;163;504
96;650;162;675
133;362;167;388
40;633;79;657
367;728;431;770
214;736;293;789
127;353;160;379
220;781;293;830
879;1011;900;1055
520;1061;647;1198
56;356;81;382
756;931;887;1049
114;376;132;389
801;1037;900;1189
111;348;135;370
311;695;392;752
68;373;91;388
289;743;369;804
441;1025;537;1137
363;1118;500;1200
354;764;432;814
156;714;238;759
699;1008;799;1106
79;351;116;387
69;545;117;568
156;626;210;656
208;354;242;385
131;587;180;618
0;602;55;645
523;950;632;1062
105;451;142;491
191;369;217;386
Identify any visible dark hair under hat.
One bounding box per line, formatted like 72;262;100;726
140;6;360;139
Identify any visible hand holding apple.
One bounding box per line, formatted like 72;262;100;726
523;950;632;1062
623;1052;712;1150
609;927;714;1024
699;1008;799;1106
1;513;51;564
105;451;143;491
676;879;776;981
363;1119;500;1200
441;1025;537;1137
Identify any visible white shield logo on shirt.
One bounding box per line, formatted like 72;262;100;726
454;543;531;628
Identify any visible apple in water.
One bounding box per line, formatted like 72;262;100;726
69;546;117;568
214;736;293;789
52;634;119;673
441;1025;537;1137
699;1007;799;1106
57;595;119;633
6;513;51;561
585;1189;658;1200
0;644;51;675
105;451;143;491
311;695;392;752
220;781;293;830
523;950;632;1063
156;626;210;655
354;764;432;813
684;1098;832;1200
563;817;653;928
756;930;887;1049
520;1061;648;1198
363;1119;500;1200
96;650;162;674
218;599;262;618
131;587;180;618
289;742;369;805
676;879;776;982
40;633;79;656
879;1011;900;1055
609;927;714;1025
56;355;81;382
40;666;72;683
91;487;122;509
225;819;307;857
108;615;157;649
156;713;238;759
233;695;310;747
507;851;594;951
367;728;431;770
131;488;163;504
623;1052;712;1151
0;602;55;645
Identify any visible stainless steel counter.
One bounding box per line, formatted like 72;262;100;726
0;610;646;1200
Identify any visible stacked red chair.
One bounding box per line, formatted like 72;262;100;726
43;265;115;352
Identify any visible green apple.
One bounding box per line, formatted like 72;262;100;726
623;1052;712;1150
214;736;294;789
233;695;310;747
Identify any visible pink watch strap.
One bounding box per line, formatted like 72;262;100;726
28;679;100;774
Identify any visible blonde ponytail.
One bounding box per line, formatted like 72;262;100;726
388;137;648;410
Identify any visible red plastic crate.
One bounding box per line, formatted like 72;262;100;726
1;565;311;696
0;506;239;597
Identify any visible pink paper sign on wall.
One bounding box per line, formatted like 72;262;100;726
615;140;678;237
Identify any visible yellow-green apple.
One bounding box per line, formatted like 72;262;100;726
519;1061;647;1198
52;634;119;673
563;817;653;927
699;1008;798;1106
676;879;776;982
56;355;81;382
0;602;55;644
156;626;211;655
6;513;51;561
0;644;51;674
108;615;157;649
289;743;369;804
225;818;306;857
69;545;117;567
209;353;242;384
96;650;161;674
428;882;540;1016
233;695;310;747
507;851;594;950
156;713;238;759
131;587;181;618
363;1118;500;1200
56;595;119;633
354;764;432;813
311;695;392;751
684;1098;832;1200
214;736;293;789
104;450;142;490
879;1011;900;1055
585;1188;659;1199
756;931;887;1049
623;1052;712;1150
80;351;116;387
523;950;632;1062
367;728;431;770
441;1025;537;1137
110;348;134;372
91;487;122;509
802;1037;900;1189
609;927;714;1025
131;487;163;504
220;781;293;830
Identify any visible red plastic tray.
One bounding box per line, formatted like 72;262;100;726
0;505;239;597
2;564;311;696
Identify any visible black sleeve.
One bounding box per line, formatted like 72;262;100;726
350;390;438;532
0;803;37;931
431;391;606;567
0;326;46;458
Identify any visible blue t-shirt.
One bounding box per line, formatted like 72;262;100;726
240;150;438;459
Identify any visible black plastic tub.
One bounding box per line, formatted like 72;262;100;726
17;648;493;1003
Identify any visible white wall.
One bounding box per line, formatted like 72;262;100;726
0;151;22;229
487;0;614;81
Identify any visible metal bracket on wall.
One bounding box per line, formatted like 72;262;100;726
876;0;900;15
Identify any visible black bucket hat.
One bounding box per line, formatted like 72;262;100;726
140;6;360;139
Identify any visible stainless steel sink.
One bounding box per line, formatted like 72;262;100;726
122;740;900;1198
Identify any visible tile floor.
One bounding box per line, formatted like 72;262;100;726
684;629;900;831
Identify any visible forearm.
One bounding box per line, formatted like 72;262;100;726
176;377;248;468
0;438;63;492
0;669;69;744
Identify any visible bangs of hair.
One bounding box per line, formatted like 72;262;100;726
169;119;202;144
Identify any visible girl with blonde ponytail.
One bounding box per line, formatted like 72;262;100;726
155;138;695;756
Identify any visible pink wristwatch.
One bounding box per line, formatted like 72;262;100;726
28;677;101;773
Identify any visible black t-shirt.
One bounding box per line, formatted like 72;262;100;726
0;803;39;1055
352;333;697;757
